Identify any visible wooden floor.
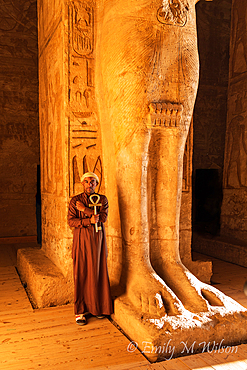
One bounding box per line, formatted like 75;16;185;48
1;244;247;369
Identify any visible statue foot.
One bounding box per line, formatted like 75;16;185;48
126;267;182;316
154;261;224;313
185;270;224;307
201;288;224;306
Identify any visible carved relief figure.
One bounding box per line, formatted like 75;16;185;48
69;1;102;198
72;2;94;55
231;0;247;76
96;0;225;318
225;115;247;188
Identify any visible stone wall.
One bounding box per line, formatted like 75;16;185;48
0;0;39;238
192;0;232;235
194;0;231;173
221;0;247;242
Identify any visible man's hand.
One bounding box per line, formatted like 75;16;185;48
76;201;85;212
91;214;100;224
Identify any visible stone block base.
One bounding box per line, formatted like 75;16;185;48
112;296;247;362
17;248;73;308
193;233;247;268
183;259;212;284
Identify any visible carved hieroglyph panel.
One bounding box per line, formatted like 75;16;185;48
68;1;102;197
39;32;65;197
230;0;247;78
224;80;247;189
146;102;192;192
147;102;183;128
225;0;247;188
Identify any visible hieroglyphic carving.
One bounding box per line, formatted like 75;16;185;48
157;0;189;27
86;59;94;86
224;91;247;188
225;115;247;188
71;1;94;56
146;101;190;191
68;1;102;196
221;0;247;242
230;0;247;77
40;50;65;196
223;0;247;189
147;102;183;127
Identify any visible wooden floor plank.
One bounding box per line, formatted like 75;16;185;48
0;342;147;370
105;361;152;370
159;358;191;370
179;353;214;369
129;366;152;370
210;362;247;370
197;351;247;370
0;312;148;370
148;363;168;369
151;365;166;369
1;248;247;369
0;267;32;314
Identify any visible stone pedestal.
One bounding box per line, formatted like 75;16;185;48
113;296;247;362
17;248;73;307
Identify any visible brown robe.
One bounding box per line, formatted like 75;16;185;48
68;192;113;316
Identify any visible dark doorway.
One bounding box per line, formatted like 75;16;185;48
194;169;222;235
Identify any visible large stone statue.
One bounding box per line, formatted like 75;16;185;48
15;0;247;362
95;0;247;361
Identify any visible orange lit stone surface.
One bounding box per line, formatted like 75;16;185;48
16;0;247;362
221;0;247;243
95;0;247;361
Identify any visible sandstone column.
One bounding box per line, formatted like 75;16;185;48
17;0;108;307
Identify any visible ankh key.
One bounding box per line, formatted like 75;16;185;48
89;194;102;233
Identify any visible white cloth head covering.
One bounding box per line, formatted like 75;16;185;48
81;172;99;184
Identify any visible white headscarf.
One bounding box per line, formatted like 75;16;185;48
81;172;99;184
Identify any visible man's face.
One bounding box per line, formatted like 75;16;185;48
82;177;98;195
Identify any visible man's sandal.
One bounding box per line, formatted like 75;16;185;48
76;314;87;326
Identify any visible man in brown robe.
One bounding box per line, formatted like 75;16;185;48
68;172;113;325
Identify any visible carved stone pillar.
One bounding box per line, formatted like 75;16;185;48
17;0;105;307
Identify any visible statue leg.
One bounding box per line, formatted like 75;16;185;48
115;128;181;316
149;127;223;312
96;0;223;316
